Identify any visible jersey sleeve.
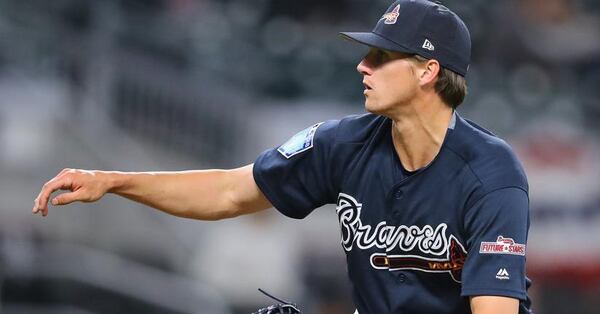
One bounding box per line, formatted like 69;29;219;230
461;187;530;300
253;120;340;219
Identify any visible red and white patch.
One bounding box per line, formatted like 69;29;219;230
479;236;526;256
381;4;400;25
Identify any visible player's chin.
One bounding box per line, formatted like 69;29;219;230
364;100;386;115
364;98;374;111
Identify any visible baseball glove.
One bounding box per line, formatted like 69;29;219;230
252;288;302;314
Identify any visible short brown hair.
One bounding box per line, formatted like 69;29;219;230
412;55;467;109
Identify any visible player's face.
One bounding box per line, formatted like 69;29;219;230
357;48;420;115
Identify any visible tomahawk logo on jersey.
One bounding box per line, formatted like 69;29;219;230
254;112;532;314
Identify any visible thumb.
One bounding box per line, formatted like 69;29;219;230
52;190;85;206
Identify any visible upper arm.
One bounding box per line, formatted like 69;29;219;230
470;296;518;314
461;187;530;300
227;164;273;217
252;120;340;219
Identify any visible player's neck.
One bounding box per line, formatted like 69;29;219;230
389;98;453;172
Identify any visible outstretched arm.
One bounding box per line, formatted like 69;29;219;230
33;164;272;220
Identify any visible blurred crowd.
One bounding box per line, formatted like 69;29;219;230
0;0;599;313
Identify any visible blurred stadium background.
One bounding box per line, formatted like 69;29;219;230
0;0;599;313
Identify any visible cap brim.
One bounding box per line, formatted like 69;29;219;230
339;32;414;54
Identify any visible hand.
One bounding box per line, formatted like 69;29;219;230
33;168;111;217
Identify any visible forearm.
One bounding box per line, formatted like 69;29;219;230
106;165;267;220
34;164;271;218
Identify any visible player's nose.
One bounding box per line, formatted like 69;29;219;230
357;59;373;76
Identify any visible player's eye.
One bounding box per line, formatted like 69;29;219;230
364;48;390;67
375;49;390;65
376;50;388;64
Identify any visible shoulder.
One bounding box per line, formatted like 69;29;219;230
334;113;389;144
303;113;387;145
276;113;385;159
446;114;529;195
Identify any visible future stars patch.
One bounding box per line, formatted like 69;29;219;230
277;122;323;159
479;236;526;256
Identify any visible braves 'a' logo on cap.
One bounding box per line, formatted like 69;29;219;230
381;4;400;25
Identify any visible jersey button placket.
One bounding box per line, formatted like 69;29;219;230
392;189;403;220
390;187;408;284
395;273;407;284
394;189;404;199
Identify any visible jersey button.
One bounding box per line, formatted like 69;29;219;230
396;273;407;283
394;190;404;199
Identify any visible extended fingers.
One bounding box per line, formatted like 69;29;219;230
33;174;73;216
52;190;84;206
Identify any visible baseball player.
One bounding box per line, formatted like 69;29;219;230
33;0;532;313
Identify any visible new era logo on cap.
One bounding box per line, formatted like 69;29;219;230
422;39;435;51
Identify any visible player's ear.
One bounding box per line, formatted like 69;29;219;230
417;59;440;87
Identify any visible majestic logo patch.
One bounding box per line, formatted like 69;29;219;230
336;193;467;283
277;122;323;159
479;236;526;256
422;39;435;51
496;268;510;280
381;4;400;24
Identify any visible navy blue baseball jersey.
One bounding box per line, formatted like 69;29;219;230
253;112;532;314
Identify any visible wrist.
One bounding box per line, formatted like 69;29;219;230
102;171;127;194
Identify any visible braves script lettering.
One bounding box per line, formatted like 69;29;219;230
336;193;448;255
337;193;468;282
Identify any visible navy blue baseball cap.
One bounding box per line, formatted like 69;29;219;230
340;0;471;76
